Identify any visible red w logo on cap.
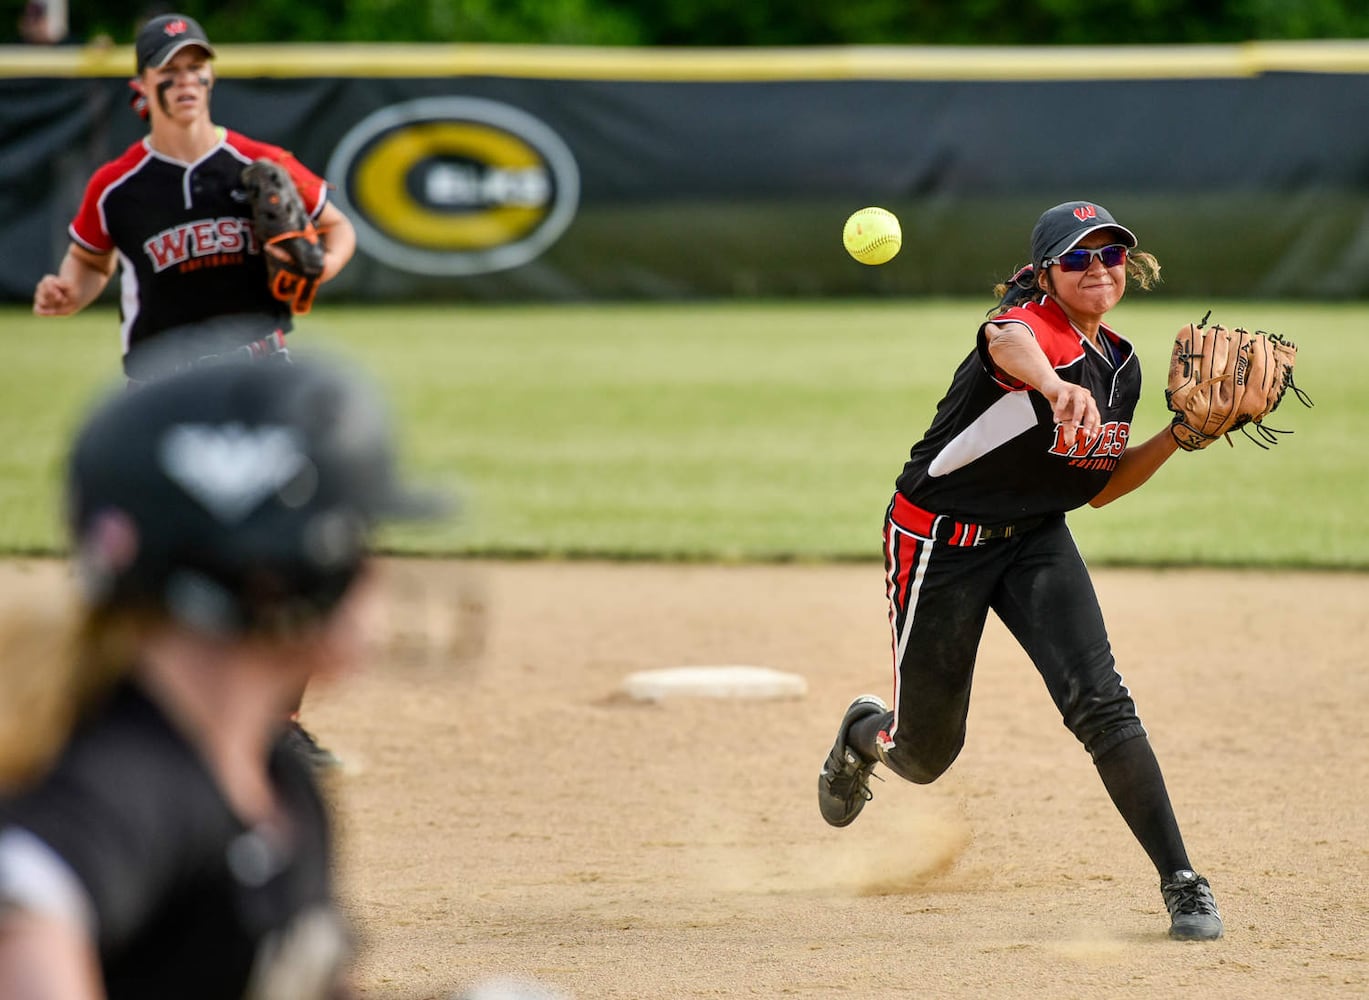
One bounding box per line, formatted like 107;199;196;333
1073;205;1098;222
164;19;189;37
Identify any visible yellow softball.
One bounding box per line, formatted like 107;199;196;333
842;207;902;265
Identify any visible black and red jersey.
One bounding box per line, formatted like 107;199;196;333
895;296;1141;522
68;128;328;375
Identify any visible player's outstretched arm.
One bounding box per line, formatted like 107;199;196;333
33;244;116;317
1088;425;1181;507
985;321;1102;440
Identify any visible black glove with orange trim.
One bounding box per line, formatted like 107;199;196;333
241;158;325;315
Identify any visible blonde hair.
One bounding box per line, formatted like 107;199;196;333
0;603;149;790
989;250;1163;317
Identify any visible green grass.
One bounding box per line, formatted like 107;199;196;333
0;298;1359;568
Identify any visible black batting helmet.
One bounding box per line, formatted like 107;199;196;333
66;358;444;634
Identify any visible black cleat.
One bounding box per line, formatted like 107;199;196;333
1162;870;1224;940
284;719;343;773
817;695;888;828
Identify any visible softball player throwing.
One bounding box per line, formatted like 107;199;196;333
31;13;356;381
818;201;1223;941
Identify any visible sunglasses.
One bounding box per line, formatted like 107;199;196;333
1047;244;1129;272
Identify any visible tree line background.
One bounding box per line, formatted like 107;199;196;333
16;0;1369;48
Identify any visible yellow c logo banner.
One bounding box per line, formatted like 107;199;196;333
327;97;580;276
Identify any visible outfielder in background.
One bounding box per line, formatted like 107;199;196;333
30;12;356;380
31;11;358;764
818;202;1224;940
0;358;442;997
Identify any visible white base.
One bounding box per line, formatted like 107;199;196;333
621;665;807;702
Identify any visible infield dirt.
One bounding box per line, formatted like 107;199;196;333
317;559;1368;1000
6;559;1366;998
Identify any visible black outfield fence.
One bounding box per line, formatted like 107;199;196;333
3;41;1367;302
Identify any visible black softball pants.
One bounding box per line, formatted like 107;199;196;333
874;500;1146;785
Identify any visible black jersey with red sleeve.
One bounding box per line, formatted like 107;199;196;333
68;129;329;376
0;681;348;1000
894;296;1141;523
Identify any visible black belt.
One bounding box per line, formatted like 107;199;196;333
199;329;288;364
971;517;1045;543
126;331;289;387
890;494;1048;547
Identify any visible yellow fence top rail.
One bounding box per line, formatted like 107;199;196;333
2;40;1369;81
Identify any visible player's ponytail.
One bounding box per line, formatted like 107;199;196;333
988;264;1041;316
0;600;140;791
1127;250;1162;290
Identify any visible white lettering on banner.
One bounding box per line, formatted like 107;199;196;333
424;165;550;208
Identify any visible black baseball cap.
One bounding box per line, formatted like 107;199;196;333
1031;201;1138;267
67;358;447;634
135;14;216;73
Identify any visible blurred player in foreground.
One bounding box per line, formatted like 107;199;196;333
31;12;355;380
0;358;442;997
818;201;1223;941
